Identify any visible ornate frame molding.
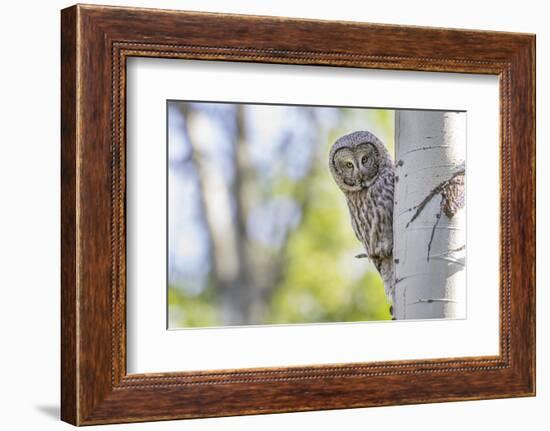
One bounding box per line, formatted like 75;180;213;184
61;5;535;425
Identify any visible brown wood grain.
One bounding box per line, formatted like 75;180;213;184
61;4;535;425
60;5;77;425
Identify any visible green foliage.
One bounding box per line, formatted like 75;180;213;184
169;107;393;328
168;283;220;328
266;134;391;324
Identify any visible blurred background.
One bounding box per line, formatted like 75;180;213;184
168;101;394;328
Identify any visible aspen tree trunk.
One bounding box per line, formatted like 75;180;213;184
393;111;466;320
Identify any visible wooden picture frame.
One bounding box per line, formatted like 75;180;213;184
61;4;535;425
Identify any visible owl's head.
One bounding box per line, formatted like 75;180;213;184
329;130;393;193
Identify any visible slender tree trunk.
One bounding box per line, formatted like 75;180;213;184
393;111;466;320
179;105;246;325
177;104;327;326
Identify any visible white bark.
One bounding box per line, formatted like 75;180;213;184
393;111;466;320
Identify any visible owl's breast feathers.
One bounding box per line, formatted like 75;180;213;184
346;167;394;261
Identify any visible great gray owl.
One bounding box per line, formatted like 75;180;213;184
329;131;395;316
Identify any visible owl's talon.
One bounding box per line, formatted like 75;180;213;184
355;253;368;259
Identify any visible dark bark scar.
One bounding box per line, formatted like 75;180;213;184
406;167;465;260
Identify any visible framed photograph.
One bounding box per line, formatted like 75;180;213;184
61;4;535;425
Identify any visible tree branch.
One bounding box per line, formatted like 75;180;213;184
406;165;465;228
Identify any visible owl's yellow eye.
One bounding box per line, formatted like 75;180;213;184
346;161;354;169
362;156;368;164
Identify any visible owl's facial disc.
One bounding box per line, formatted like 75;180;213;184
355;143;380;187
333;147;362;191
332;143;379;191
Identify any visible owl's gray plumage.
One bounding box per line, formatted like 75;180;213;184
329;131;395;315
